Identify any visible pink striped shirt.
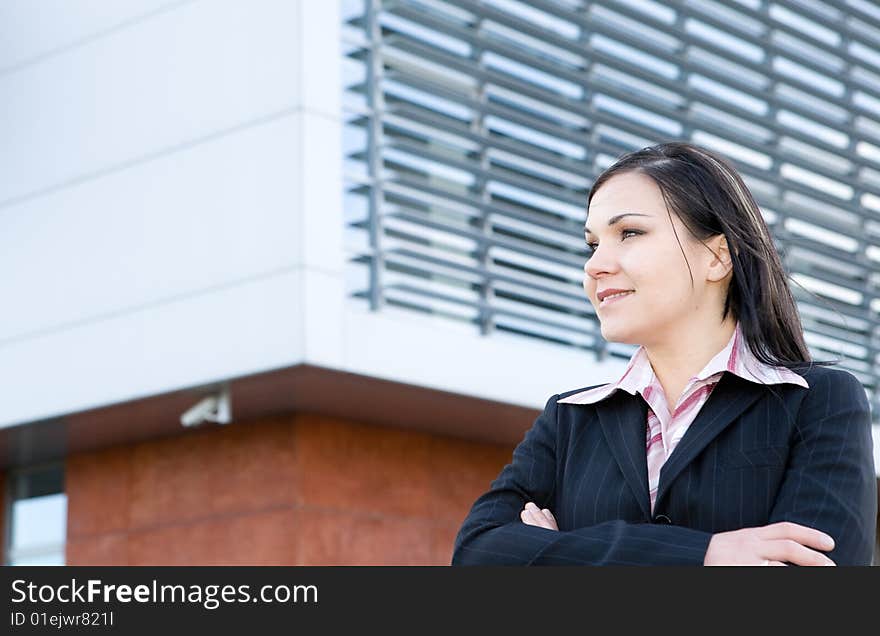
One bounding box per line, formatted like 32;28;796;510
557;322;809;513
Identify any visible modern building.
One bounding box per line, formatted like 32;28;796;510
2;0;878;565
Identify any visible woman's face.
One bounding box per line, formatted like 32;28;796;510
583;171;718;347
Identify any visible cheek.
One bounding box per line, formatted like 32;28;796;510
639;267;695;309
622;250;691;298
582;272;596;297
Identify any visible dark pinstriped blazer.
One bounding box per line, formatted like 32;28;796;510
452;365;877;565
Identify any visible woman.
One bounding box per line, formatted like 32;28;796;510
452;142;877;566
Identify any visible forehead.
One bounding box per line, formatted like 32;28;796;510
585;172;667;232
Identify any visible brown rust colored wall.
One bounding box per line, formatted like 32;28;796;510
65;414;512;565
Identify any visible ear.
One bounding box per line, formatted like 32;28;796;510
706;234;733;283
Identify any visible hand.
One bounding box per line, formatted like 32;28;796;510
704;521;836;566
520;501;559;531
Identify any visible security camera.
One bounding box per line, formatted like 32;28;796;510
180;387;231;427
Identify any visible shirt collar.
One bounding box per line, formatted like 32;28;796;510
558;322;809;405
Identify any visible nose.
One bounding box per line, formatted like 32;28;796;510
584;244;617;280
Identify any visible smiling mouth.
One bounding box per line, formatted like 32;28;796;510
599;291;634;307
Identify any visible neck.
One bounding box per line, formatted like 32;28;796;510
643;315;737;408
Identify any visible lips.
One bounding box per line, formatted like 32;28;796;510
598;290;634;307
597;288;634;301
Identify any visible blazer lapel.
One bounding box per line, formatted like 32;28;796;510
654;372;767;511
596;390;651;521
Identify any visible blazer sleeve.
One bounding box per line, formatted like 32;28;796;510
451;394;714;565
768;368;877;565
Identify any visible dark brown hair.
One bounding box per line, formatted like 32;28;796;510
589;141;836;370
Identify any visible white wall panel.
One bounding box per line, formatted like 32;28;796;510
299;0;343;116
0;115;302;342
0;0;302;205
342;304;628;410
0;1;324;428
0;269;304;429
0;0;182;73
300;112;344;273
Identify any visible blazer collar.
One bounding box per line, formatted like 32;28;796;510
596;371;770;520
559;322;808;407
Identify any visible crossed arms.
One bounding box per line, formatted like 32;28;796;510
452;369;877;566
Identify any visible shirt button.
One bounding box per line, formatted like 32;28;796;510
654;514;672;524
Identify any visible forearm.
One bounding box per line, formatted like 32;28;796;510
453;519;713;566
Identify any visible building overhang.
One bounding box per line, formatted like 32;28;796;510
0;364;540;470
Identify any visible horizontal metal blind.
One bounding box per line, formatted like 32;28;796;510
342;0;880;414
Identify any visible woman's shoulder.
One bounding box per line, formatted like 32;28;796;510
789;362;864;389
787;364;870;411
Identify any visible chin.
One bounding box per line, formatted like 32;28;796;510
599;322;640;346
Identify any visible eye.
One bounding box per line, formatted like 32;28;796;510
584;228;643;255
620;228;642;241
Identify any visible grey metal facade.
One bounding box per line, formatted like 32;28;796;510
342;0;880;416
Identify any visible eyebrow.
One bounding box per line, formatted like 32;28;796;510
584;213;652;235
